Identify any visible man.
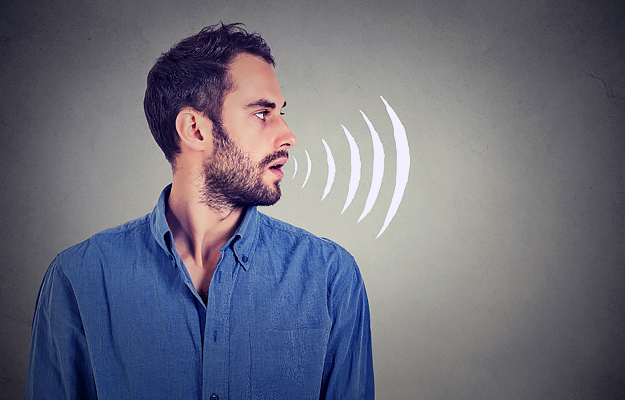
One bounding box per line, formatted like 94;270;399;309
26;23;374;399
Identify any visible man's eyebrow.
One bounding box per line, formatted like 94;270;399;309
245;99;287;109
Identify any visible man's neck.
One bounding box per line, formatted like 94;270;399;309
165;177;245;302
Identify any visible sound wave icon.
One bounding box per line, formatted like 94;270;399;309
290;96;410;239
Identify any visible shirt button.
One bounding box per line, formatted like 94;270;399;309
210;394;219;400
241;255;248;263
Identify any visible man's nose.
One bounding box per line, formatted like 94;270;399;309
275;117;297;149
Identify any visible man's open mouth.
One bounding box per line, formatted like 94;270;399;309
268;158;287;171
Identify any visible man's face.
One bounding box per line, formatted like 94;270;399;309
200;54;297;210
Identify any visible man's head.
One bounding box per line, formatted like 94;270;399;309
144;22;275;166
144;24;296;210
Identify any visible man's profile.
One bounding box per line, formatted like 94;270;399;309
26;23;374;399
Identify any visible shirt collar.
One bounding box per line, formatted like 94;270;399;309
150;184;175;257
149;184;260;270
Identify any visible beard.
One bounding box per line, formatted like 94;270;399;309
200;123;288;212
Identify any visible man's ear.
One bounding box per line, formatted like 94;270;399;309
175;108;212;153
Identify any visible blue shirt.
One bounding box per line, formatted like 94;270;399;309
26;185;374;399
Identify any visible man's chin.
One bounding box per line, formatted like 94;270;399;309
257;183;281;207
259;191;281;207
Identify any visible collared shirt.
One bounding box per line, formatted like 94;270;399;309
26;185;374;399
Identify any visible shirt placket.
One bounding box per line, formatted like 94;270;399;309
202;250;236;400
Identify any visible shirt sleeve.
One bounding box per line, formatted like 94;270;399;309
26;257;97;399
320;255;375;399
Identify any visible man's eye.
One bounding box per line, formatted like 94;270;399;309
254;111;268;120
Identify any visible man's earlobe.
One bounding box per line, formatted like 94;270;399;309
175;109;211;152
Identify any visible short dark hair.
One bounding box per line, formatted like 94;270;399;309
144;22;275;165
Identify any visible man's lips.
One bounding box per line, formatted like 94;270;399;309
268;157;288;178
269;157;287;168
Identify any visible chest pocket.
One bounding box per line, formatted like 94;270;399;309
250;328;330;399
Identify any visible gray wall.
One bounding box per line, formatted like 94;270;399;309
2;0;624;398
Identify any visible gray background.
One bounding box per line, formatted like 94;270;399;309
1;0;624;398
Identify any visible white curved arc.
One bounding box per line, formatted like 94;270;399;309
291;156;298;180
377;96;410;239
302;150;311;188
341;125;361;214
358;111;385;222
321;139;335;201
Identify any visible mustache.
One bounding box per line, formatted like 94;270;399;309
259;150;289;167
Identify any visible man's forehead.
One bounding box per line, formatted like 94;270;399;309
227;54;284;105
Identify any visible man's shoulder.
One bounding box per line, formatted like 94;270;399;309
256;211;355;263
53;213;153;271
257;211;341;244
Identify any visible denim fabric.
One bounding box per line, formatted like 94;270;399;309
26;185;374;399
